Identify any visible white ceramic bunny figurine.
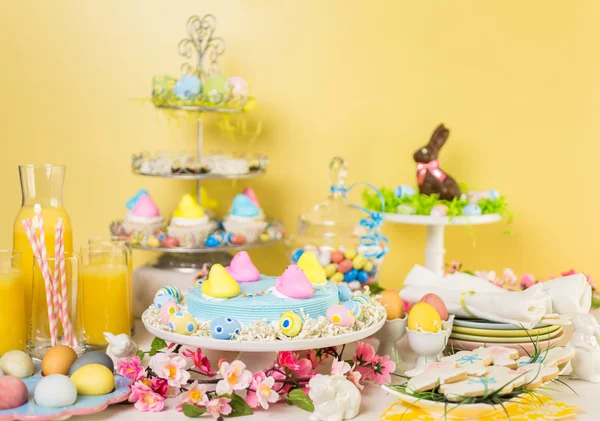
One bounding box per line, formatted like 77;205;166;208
104;332;139;367
308;374;361;421
570;313;600;383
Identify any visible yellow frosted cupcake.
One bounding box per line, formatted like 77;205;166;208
167;194;217;246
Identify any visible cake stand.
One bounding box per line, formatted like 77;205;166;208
382;213;501;276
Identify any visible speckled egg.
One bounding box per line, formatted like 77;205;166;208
34;374;77;407
160;301;181;325
211;317;242;340
155;285;181;302
407;302;442;333
153;294;175;310
394;184;416;198
419;293;449;321
168;312;198;335
69;352;114;376
0;350;34;378
279;311;303;337
462;204;482;216
397;204;417;215
0;376;29;409
430;204;448;217
70;364;114;396
173;74;202;99
377;290;404;320
337;283;353;302
342;300;363;320
42;345;78;376
326;305;355;327
351;295;371;306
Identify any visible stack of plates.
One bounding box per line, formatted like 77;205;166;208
447;318;564;356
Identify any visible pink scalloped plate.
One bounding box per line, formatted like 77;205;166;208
447;330;564;356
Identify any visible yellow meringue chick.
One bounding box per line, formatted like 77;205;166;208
173;194;206;219
297;252;327;285
201;264;241;298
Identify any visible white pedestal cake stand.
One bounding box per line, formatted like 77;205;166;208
382;213;501;276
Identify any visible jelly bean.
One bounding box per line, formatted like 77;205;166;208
357;270;369;284
352;255;367;270
291;249;304;263
260;233;270;242
344;269;358;282
318;251;331;267
330;272;344;283
324;263;338;278
146;236;160;248
344;247;357;259
331;251;344;263
231;234;246;245
337;259;353;274
363;260;374;272
204;236;221;248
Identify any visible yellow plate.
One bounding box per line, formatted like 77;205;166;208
450;327;563;343
452;324;560;338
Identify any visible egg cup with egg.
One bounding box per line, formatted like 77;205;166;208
406;314;455;370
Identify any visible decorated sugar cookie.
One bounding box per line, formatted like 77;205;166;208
508;363;560;389
441;351;492;376
473;346;520;369
516;346;575;368
440;368;523;402
405;361;467;393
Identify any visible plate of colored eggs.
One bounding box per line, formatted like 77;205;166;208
0;347;131;421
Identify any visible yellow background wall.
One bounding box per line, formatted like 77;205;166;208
1;1;598;289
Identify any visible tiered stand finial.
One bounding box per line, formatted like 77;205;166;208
178;14;225;77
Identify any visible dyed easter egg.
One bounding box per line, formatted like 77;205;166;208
363;260;374;273
173;74;202;99
352;255;367;270
344;247;357;259
462;204;482;216
324;263;338;278
342;300;363;320
228;76;249;96
279;311;303;337
69;352;114;376
407;302;442;333
397;204;417;215
146;235;161;248
70;364;114;396
291;248;304;263
343;269;358;282
488;189;500;200
153;294;175;309
160;301;181;325
155;285;181;302
419;293;448;321
42;345;78;376
0;350;34;378
151;74;176;99
337;283;353;302
330;251;344;263
326;305;355;327
351;295;371;306
211;317;242;340
318;251;331;267
430;204;448;217
338;259;353;274
394;185;416;198
377;290;404;320
0;376;29;409
357;270;369;284
330;272;344;283
204;74;229;97
169;312;198;335
34;374;77;407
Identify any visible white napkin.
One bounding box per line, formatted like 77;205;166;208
542;274;591;314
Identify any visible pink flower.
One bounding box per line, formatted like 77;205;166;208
503;268;518;286
206;397;233;419
182;348;216;376
268;365;292;396
218;357;227;369
215;360;252;395
370;355;396;385
586;274;596;290
149;353;190;388
347;370;364;390
354;342;376;365
561;269;576;277
278;351;300;371
247;371;279;409
246;371;266;409
117;356;144;381
128;381;165;412
178;381;208;406
293;358;314;377
520;274;536;289
139;376;169;397
330;358;351;376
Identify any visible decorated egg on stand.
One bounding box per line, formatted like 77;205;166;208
228;76;249;96
377;290;405;320
396;204;417;215
462;204;482;216
279;311;303;337
351;295;370;306
326;304;355;327
160;301;181;325
342;300;363;320
211;317;242;340
155;285;181;302
173;74;202;99
337;283;353;302
394;185;416;198
153;294;175;309
407;302;442;333
168;312;198;335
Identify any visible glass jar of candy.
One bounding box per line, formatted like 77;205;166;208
287;157;388;290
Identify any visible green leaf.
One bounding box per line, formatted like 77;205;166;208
151;337;167;351
368;282;385;295
287;389;315;413
135;350;145;359
221;394;253;417
149;348;157;356
181;404;206;418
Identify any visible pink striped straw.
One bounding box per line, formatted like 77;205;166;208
22;216;57;347
57;220;74;347
52;221;64;336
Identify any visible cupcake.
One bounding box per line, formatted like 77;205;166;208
122;189;165;234
168;194;217;246
222;189;268;243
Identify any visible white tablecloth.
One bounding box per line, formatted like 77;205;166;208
85;321;600;421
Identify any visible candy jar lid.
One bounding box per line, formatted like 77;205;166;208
296;157;369;242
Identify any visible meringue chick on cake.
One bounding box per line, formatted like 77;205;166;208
145;251;386;340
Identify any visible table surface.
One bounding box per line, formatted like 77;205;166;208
86;321;599;421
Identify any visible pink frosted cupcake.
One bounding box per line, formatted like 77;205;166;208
122;189;165;234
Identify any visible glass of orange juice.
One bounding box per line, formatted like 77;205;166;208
0;251;27;355
81;245;131;349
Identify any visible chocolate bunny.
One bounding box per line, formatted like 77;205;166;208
413;124;461;200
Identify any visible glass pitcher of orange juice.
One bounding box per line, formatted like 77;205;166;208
0;251;27;355
13;165;73;332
